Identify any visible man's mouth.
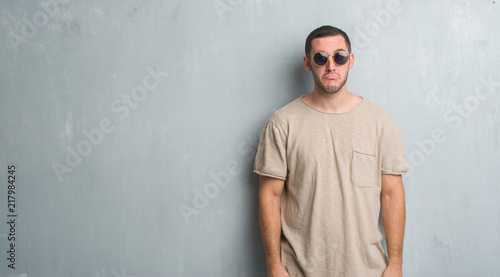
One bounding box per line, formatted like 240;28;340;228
324;74;339;80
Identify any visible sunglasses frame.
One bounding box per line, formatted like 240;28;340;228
310;50;351;67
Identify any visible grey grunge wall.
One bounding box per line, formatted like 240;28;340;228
0;0;499;276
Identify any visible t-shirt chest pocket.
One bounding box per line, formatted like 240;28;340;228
351;148;378;188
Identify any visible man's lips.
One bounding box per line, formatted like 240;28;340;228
324;74;339;80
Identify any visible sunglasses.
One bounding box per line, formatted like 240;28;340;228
310;51;350;67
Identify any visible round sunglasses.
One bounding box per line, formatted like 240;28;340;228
310;51;350;67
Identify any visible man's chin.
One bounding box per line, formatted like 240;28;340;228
320;86;341;95
314;77;343;95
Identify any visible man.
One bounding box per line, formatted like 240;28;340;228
254;25;409;277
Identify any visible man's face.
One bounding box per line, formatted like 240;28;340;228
303;35;354;95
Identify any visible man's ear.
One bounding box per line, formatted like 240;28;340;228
303;56;312;72
348;53;354;70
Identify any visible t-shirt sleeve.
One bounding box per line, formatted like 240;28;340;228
380;113;409;175
253;119;288;180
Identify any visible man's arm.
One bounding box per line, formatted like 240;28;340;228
258;175;290;277
381;174;406;277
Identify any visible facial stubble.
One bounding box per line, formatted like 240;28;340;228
312;69;349;95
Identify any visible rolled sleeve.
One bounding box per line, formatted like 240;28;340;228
254;120;288;180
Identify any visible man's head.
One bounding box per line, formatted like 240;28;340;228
305;25;351;57
303;26;353;95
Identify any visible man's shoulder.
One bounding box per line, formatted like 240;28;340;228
269;97;304;123
267;96;398;124
358;98;405;134
359;98;395;121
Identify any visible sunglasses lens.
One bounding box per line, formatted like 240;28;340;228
313;52;328;66
334;51;349;65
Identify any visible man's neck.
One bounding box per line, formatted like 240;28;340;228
303;87;363;114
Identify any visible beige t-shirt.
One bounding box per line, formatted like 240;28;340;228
254;96;409;277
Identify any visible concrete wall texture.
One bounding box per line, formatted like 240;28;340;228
0;0;499;276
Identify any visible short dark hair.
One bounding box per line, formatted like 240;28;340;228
305;25;351;56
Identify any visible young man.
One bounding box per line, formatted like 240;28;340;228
254;25;409;277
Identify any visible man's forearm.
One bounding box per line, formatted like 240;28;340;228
381;175;406;267
258;190;283;267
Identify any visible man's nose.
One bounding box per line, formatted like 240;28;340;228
326;56;336;71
